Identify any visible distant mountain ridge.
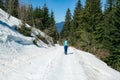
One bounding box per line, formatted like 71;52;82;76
56;21;64;33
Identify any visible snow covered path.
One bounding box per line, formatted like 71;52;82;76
1;8;119;80
0;45;120;80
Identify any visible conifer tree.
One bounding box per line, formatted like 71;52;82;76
83;0;102;32
5;0;19;18
5;0;13;18
104;0;120;71
42;4;50;31
19;5;27;22
106;0;115;11
12;0;19;17
77;0;103;52
33;7;43;30
0;0;4;9
103;0;118;50
61;8;72;39
49;11;58;43
73;0;82;29
27;5;34;27
71;0;82;46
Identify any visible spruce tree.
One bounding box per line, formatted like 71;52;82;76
61;8;72;39
27;5;34;27
77;0;103;52
42;4;50;31
5;0;19;18
18;5;27;22
83;0;102;32
106;0;115;11
104;0;120;71
73;0;82;29
103;0;118;50
5;0;12;17
0;0;4;9
71;0;82;46
12;0;19;17
49;11;58;43
33;7;43;30
103;0;115;49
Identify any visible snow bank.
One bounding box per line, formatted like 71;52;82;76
0;8;53;47
31;27;54;46
0;22;33;45
0;8;22;27
74;48;120;80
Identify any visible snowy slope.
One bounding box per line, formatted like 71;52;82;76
0;8;120;80
0;9;22;28
0;10;33;46
0;8;53;47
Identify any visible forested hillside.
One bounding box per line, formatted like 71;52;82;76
61;0;120;71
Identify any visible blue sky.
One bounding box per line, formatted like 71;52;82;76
20;0;106;23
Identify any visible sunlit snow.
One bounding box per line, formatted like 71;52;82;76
0;8;120;80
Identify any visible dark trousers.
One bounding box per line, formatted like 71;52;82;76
64;46;68;54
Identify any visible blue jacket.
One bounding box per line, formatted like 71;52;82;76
64;40;68;46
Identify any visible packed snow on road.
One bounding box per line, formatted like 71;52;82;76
0;8;120;80
0;44;120;80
